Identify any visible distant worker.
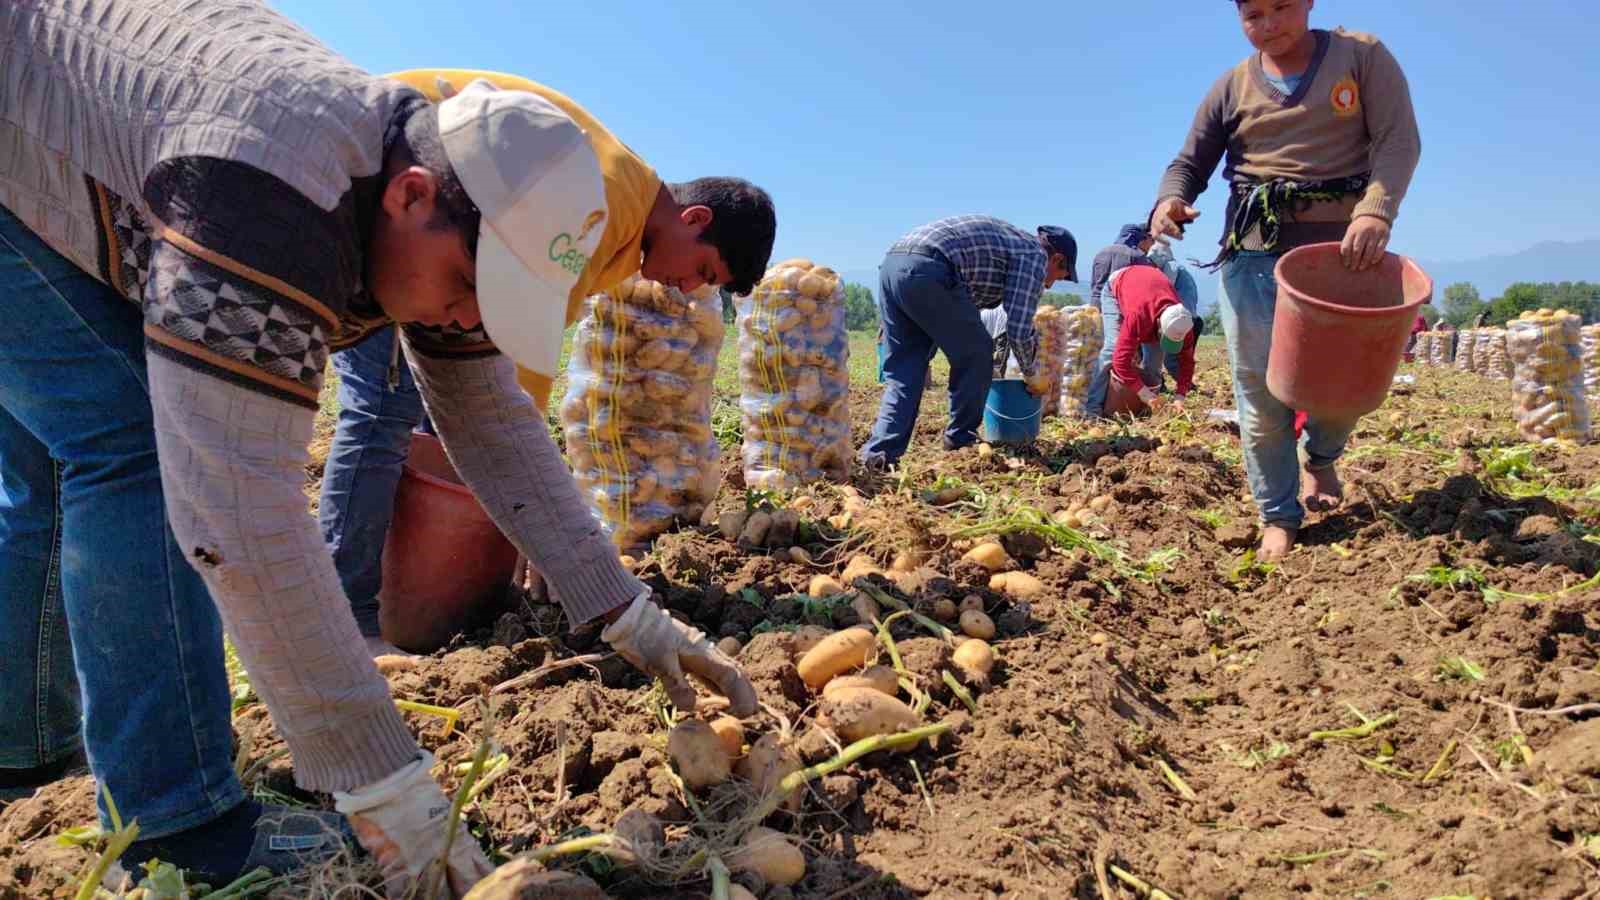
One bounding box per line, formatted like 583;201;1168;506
1149;244;1204;385
1101;267;1199;415
1086;224;1159;415
1404;312;1427;362
860;217;1077;468
1146;0;1421;561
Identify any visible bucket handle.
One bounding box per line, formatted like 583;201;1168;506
984;403;1042;423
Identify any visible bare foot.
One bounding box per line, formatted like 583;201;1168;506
1258;524;1298;562
364;634;412;659
1300;464;1344;513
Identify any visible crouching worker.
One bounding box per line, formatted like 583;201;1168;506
0;2;768;895
1101;267;1198;415
1147;0;1420;560
860;217;1077;468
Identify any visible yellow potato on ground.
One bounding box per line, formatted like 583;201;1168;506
820;685;922;743
738;733;803;812
959;609;997;640
666;720;730;790
796;627;876;691
989;571;1045;600
821;665;899;699
730;826;805;886
952;639;996;685
962;541;1014;572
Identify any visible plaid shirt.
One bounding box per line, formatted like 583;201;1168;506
889;215;1047;373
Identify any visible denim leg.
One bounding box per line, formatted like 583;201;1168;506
1303;416;1359;469
1139;341;1165;388
0;404;79;770
1086;288;1123;416
1219;252;1302;527
318;326;425;638
911;290;990;448
861;255;938;465
0;206;241;836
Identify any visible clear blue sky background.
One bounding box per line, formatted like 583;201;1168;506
275;0;1596;296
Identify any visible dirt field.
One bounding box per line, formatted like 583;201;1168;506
3;339;1597;899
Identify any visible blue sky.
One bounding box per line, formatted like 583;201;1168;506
276;0;1597;294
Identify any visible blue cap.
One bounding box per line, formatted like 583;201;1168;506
1037;225;1078;281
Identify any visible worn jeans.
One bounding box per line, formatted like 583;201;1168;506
0;206;241;836
318;325;431;638
861;253;991;465
1219;251;1357;529
1086;286;1163;415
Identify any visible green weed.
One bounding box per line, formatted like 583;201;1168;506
1435;656;1486;682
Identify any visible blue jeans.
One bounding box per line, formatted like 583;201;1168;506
1219;251;1357;528
318;326;430;638
861;253;991;465
0;206;241;836
1087;287;1163;415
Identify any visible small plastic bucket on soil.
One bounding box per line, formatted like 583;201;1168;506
982;378;1042;445
378;432;519;652
1268;243;1433;422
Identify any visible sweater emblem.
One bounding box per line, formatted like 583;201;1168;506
1330;75;1361;118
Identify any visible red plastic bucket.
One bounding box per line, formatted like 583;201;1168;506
378;432;519;651
1267;243;1433;422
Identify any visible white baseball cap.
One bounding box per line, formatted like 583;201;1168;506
437;79;608;378
1158;304;1195;353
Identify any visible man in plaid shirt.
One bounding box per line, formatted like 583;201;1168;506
861;216;1077;468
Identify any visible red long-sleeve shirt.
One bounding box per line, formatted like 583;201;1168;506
1110;266;1197;396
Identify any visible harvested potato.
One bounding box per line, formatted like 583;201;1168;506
789;546;813;565
796;627;876;690
952;639;996;685
889;549;922;573
1088;495;1112;513
932;598;959;622
962;541;1013;572
373;654;418;675
822;665;899;699
929;486;968;506
820;686;922;742
709;715;745;759
959;609;996;640
717;509;750;542
739;733;803;812
612;808;664;862
841;554;881;584
807;574;845;598
959;594;985;614
765;509;801;548
666;720;730;790
730;826;805;886
989;571;1045;600
1051;509;1083;529
716;636;742;658
738;511;774;548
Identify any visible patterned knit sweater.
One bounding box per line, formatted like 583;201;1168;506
1;0;645;792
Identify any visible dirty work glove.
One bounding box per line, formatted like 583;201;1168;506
1137;385;1158;407
333;753;494;898
602;591;758;716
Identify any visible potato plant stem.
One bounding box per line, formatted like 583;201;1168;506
1156;759;1197;801
751;722;953;822
708;855;732;900
74;786;138;900
857;582;957;646
1422;739;1458;782
395;699;461;738
528;833;620;864
1107;863;1176;900
941;670;977;714
1309;712;1396;741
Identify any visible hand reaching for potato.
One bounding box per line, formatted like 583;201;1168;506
602;592;758;716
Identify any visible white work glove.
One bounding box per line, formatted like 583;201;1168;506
333;753;494;898
602;591;758;716
1137;385;1158;406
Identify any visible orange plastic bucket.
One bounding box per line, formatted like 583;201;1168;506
1267;243;1433;422
378;432;519;652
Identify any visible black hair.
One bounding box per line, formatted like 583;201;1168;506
391;103;481;258
666;178;776;296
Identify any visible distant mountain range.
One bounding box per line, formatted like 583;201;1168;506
835;239;1600;316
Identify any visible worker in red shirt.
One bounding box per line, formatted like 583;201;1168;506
1102;266;1198;415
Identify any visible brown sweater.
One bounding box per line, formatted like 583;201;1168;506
1156;28;1421;251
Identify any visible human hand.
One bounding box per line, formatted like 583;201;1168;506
602;592;757;716
1137;385;1159;407
1149;198;1200;241
1341;215;1391;271
1172;395;1187;412
333;753;495;898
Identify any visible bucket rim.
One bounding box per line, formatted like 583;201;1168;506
1272;242;1433;318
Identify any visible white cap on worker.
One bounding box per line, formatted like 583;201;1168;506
1158;304;1194;353
437;79;607;378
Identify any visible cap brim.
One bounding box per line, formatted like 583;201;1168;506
475;226;569;378
1160;336;1185;354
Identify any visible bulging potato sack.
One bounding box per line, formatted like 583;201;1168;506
561;277;726;551
1454;328;1477;373
1031;306;1067;416
1475;328;1512;380
1427;330;1453;366
1581;324;1599;400
1057;305;1104;418
737;259;851;490
1507;310;1590;443
1412;331;1433;364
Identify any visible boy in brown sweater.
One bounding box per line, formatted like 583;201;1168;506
1148;0;1420;560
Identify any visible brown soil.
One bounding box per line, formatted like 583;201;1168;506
4;347;1598;899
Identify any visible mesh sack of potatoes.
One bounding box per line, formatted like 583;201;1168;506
736;258;851;490
1454;328;1477;373
1428;331;1454;366
1475;328;1511;380
1412;331;1433;364
1030;307;1067;416
1057;305;1104;418
1506;309;1590;442
1582;324;1600;398
560;277;725;551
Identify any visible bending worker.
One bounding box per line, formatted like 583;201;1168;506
0;1;772;895
859;216;1077;468
1085;224;1158;416
1101;267;1199;414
